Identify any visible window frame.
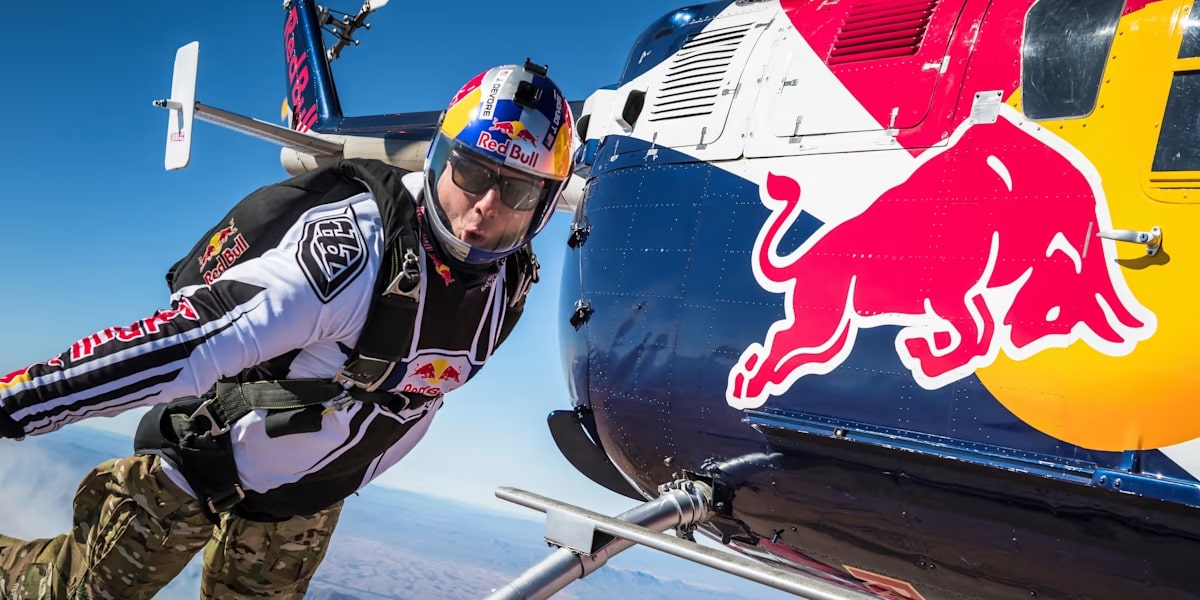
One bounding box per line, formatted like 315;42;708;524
1019;0;1126;121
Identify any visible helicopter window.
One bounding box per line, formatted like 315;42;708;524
1020;0;1124;120
1151;72;1200;171
1180;1;1200;58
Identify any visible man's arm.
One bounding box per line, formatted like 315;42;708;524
0;194;383;439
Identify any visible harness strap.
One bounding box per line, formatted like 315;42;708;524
159;379;431;520
189;380;428;433
334;201;422;391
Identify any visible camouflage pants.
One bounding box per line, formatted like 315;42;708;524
0;454;342;599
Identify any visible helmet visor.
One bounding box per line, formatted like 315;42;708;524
448;150;550;212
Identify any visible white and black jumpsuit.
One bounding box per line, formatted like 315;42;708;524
0;159;529;519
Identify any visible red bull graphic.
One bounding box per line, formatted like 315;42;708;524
198;220;239;267
476;131;540;169
199;219;251;284
727;110;1156;409
431;254;453;286
842;566;926;600
70;298;199;361
418;208;455;285
490;118;538;144
401;354;472;397
449;71;486;106
283;6;318;132
0;357;65;393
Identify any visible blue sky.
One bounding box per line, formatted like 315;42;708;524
0;1;687;519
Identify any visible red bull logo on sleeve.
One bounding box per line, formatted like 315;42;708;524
727;108;1156;410
400;353;474;397
70;298;200;361
198;219;251;284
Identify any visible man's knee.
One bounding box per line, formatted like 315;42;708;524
0;455;212;599
202;501;343;597
80;455;211;593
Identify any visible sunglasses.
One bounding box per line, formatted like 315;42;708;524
448;151;549;211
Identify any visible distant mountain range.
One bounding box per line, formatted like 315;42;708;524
0;426;792;599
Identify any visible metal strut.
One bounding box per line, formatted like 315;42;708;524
487;482;881;600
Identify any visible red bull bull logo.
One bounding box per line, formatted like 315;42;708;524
490;118;537;144
727;111;1156;410
198;220;239;267
402;355;472;397
198;219;251;284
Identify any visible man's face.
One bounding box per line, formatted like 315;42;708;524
435;153;541;251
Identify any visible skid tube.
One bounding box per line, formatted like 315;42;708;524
485;480;881;600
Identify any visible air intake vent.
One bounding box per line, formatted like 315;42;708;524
646;23;752;122
829;0;937;65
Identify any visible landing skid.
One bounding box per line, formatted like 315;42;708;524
486;481;881;600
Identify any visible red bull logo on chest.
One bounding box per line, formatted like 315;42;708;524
727;110;1156;410
400;353;474;397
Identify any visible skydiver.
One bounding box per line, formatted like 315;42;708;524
0;61;573;598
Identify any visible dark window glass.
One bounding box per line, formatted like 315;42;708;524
1180;1;1200;58
1021;0;1125;119
1152;71;1200;171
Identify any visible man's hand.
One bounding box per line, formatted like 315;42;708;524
0;409;24;440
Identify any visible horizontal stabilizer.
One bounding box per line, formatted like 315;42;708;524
153;41;344;171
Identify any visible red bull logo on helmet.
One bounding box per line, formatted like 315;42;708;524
727;107;1156;410
400;353;474;397
489;119;538;144
476;131;540;169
